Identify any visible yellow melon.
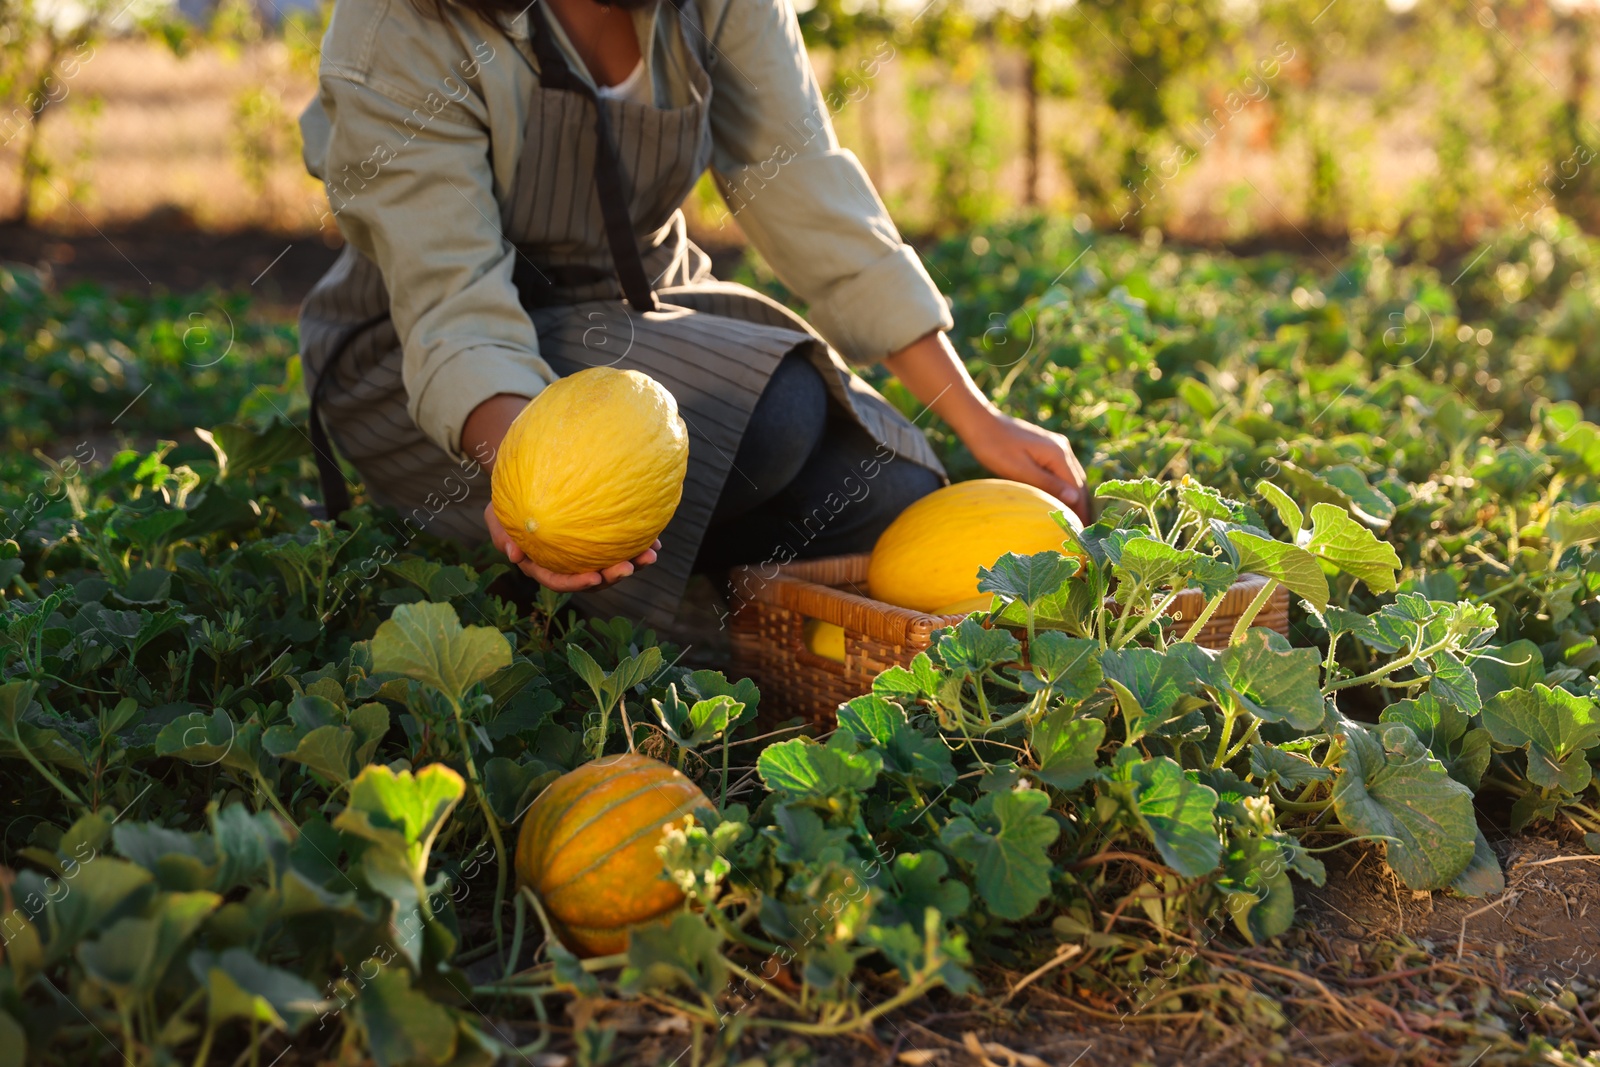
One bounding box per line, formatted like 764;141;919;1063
802;618;847;661
491;367;688;574
867;479;1084;613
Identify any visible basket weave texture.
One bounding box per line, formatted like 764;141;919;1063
727;554;1290;727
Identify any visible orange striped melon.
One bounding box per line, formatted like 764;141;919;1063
514;753;707;956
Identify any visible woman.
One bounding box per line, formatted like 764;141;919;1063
298;0;1088;630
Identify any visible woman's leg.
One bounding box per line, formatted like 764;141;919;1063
709;349;830;522
698;408;942;570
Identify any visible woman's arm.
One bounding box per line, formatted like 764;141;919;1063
464;394;658;592
704;0;951;366
701;0;1089;517
884;333;1089;520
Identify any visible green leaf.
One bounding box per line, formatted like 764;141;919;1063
198;422;313;479
836;695;954;788
1470;639;1545;697
356;966;459;1067
209;803;287;892
602;647;665;705
1449;830;1505;899
1096;478;1168;509
1273;461;1360;516
334;763;465;875
191;947;327;1031
1548;501;1600;551
684;695;742;747
769;804;853;866
873;652;944;706
681;669;760;725
1102;648;1204;742
1218;629;1326;730
0;680;38;734
371;601;512;706
885;852;971;923
1113;536;1200;591
978;551;1078;609
1030;709;1105;791
77;890;220;999
1380;694;1492;791
940;788;1060;920
1179;481;1244;523
1108;755;1222;878
30;858;154;968
1319;465;1396;525
481;757;557;825
113;822;215;891
1219;833;1296;943
1257;481;1303;536
1022;632;1102;700
565;643;606;695
1177;377;1219;418
932;617;1022;677
1305;503;1401;594
757;738;881;802
1188;555;1240;598
1475;446;1550;501
618;913;727;997
154;708;265;780
1249;745;1332;789
1332;722;1477;890
1480;685;1600;794
653;685;743;750
1423;652;1483;717
1225;529;1330;611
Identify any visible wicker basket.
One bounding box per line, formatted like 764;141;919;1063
727;554;1290;727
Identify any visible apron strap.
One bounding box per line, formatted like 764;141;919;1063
527;6;659;314
309;309;392;522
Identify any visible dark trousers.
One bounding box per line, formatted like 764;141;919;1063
694;351;942;573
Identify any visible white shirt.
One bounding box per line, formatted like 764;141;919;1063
594;58;651;106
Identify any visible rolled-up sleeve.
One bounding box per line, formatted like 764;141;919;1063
706;0;952;365
317;77;555;460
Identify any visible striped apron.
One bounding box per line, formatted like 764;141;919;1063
298;0;942;630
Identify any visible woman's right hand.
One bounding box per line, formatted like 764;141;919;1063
466;394;658;591
483;502;659;591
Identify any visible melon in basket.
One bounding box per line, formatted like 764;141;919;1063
867;479;1084;613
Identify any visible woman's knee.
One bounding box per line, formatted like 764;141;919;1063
859;456;942;529
715;350;830;519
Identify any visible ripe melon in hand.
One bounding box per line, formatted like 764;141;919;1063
867;479;1084;613
491;367;689;574
514;753;708;956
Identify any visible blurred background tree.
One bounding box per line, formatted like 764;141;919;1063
3;0;1600;249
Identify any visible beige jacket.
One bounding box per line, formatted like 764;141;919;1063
298;0;952;459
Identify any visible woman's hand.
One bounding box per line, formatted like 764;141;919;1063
956;409;1088;518
466;391;660;591
884;332;1090;521
484;503;659;591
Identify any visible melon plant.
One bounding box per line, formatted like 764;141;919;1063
6;221;1600;1065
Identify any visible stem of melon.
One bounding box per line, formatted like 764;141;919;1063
1227;578;1279;646
1178;588;1226;644
448;693;509;964
720;735;730;806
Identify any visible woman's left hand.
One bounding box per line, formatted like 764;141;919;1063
884;330;1091;523
960;410;1089;521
